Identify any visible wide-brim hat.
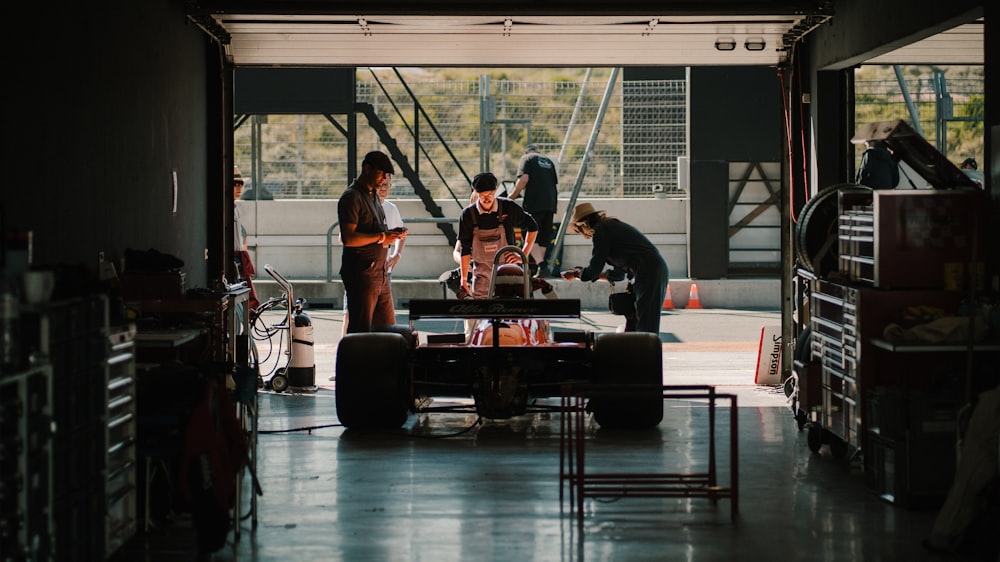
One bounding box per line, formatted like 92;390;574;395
234;165;246;184
571;202;602;224
362;150;396;174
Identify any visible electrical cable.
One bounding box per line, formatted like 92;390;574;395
778;67;797;224
256;416;483;439
796;47;810;202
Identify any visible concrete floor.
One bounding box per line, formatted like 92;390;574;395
118;307;971;561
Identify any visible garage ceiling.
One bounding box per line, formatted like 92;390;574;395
865;21;983;65
206;14;822;67
190;4;982;68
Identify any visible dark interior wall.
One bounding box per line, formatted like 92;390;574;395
810;69;854;193
689;66;783;162
6;0;217;287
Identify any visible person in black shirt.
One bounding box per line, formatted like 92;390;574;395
510;144;559;277
561;202;668;334
457;172;538;299
856;140;899;189
337;151;407;333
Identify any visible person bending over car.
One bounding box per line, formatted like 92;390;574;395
561;202;668;334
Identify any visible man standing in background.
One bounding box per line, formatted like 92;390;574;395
233;165;259;312
509;144;559;277
855;139;899;189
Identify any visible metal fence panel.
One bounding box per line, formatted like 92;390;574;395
234;72;688;201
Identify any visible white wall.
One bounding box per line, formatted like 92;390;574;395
239;198;691;280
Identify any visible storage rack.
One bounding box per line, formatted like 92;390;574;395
837;201;875;285
13;294;138;560
1;363;55;561
807;279;859;456
797;188;992;506
104;327;137;558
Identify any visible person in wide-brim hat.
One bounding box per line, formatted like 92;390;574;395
561;201;669;334
571;202;603;225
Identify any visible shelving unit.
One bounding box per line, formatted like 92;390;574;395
807;279;859;456
104;328;137;558
837;202;875;285
1;363;55;561
10;294;138;560
797;186;993;507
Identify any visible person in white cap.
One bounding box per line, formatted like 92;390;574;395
561;202;668;334
233;165;259;311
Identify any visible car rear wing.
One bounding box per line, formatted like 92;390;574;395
408;298;581;320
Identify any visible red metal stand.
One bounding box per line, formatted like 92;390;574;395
560;384;739;527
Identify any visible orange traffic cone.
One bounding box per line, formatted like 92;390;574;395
662;284;675;309
687;283;703;309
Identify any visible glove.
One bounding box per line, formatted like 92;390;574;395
535;278;557;299
532;277;554;294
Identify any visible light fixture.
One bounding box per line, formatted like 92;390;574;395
643;18;658;37
744;38;766;51
358;17;371;37
714;38;736;51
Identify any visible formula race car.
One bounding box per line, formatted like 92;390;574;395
334;246;664;430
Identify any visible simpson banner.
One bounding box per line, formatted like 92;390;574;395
754;326;783;385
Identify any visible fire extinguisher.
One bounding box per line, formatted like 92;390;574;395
285;297;315;388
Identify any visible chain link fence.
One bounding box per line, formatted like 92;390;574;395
234;71;688;201
854;71;984;165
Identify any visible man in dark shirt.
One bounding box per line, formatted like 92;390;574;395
560;202;668;334
510;144;559;277
337;151;407;333
856;140;899;189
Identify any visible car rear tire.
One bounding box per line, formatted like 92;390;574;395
335;333;411;429
590;332;663;429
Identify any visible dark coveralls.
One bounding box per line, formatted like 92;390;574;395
577;219;669;334
338;181;395;333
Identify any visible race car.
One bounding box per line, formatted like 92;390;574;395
334;246;664;430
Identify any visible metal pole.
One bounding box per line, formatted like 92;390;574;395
549;68;619;274
480;75;490;173
558;68;592;167
893;65;923;137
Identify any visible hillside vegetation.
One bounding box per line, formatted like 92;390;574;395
855;64;985;167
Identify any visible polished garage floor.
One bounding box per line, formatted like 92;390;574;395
118;309;986;561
